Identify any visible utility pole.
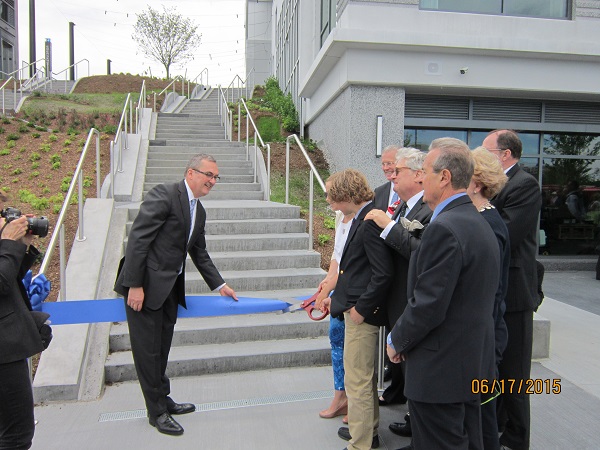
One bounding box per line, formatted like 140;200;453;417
69;22;75;80
107;59;112;75
29;0;36;78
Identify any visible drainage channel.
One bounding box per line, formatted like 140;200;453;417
98;390;333;422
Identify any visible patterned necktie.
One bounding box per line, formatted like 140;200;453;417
189;199;197;239
388;199;401;216
395;202;408;221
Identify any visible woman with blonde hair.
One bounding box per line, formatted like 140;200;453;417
468;146;510;450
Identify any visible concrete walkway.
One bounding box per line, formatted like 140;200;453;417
31;272;600;449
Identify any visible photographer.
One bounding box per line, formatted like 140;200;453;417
0;192;45;450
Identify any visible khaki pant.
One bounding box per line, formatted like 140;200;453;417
344;312;379;450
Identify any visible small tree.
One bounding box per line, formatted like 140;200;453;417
132;6;201;79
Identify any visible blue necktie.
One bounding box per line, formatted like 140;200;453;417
189;199;197;240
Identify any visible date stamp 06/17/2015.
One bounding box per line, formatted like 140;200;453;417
471;378;562;395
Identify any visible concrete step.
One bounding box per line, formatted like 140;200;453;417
149;140;245;148
143;182;261;192
205;218;307;235
156;123;223;130
147;151;248;161
155;132;226;139
203;249;321;272
105;334;330;383
144;174;255;183
146;159;252;168
204;233;311;252
109;312;328;352
145;166;253;176
140;189;263;201
125;201;301;221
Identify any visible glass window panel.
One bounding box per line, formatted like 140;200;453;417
543;133;600;158
404;129;467;152
541;157;600;255
518;157;540;181
470;131;539;155
504;0;568;19
420;0;501;14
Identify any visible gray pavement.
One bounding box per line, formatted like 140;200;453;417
31;272;600;449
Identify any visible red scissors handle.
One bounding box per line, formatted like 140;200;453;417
300;293;329;321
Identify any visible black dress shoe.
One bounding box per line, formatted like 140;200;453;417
337;427;379;448
166;398;196;415
148;412;184;436
389;413;412;437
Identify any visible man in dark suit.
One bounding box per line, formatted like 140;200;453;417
483;130;542;450
367;148;432;417
373;145;400;213
1;192;45;449
327;169;394;450
388;138;499;450
114;154;238;436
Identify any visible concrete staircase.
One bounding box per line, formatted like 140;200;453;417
106;89;329;383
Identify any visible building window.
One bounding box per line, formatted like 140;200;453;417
420;0;570;19
0;1;15;27
320;0;336;47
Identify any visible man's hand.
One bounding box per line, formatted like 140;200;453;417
219;284;238;301
386;344;406;363
318;296;331;313
1;216;28;241
127;286;145;312
349;306;364;325
365;209;393;228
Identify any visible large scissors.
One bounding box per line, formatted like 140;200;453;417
283;291;329;321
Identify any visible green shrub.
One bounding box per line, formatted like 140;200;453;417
0;127;4;134
257;116;282;142
0;149;9;156
51;161;61;170
317;234;331;246
30;153;41;162
324;216;336;230
63;139;72;147
60;177;71;192
6;141;15;149
6;133;19;141
50;154;61;164
31;162;39;169
103;124;117;134
262;77;300;132
32;133;41;138
30;171;40;178
40;143;51;152
12;168;22;175
18;124;29;133
2;117;10;124
48;134;58;142
27;122;36;128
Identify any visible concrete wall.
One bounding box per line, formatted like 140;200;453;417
577;0;600;18
309;84;405;188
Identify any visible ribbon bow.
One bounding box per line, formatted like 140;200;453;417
22;270;52;311
387;199;401;216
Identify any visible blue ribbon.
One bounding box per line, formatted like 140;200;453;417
40;296;292;325
22;270;52;311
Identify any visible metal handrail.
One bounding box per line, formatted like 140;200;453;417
109;93;132;198
223;67;254;105
0;76;17;115
189;68;208;98
51;59;90;87
135;80;146;134
285;134;326;251
153;75;185;111
217;85;233;142
239;98;269;192
38;129;102;301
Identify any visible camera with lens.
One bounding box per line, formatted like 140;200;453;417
1;207;49;238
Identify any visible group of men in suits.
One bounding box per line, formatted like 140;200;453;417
329;131;540;450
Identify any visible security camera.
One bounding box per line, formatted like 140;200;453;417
459;67;469;74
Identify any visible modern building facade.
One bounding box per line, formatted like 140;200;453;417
246;0;600;255
0;0;17;78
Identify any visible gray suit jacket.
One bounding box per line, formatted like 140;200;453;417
114;180;224;310
385;197;432;327
491;164;541;312
391;196;499;403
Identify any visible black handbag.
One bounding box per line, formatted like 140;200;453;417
30;311;53;350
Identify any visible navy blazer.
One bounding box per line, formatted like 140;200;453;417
115;180;224;309
330;202;394;326
491;164;542;312
0;240;45;363
373;182;393;211
391;196;499;403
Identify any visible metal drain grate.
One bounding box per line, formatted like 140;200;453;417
98;390;333;423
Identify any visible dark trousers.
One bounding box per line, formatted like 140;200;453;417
497;310;533;450
125;286;179;418
381;361;407;404
481;397;500;450
409;398;483;450
0;359;35;450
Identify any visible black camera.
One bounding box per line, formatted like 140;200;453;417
1;207;49;238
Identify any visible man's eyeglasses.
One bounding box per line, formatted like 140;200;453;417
192;168;221;181
486;148;507;153
394;166;412;176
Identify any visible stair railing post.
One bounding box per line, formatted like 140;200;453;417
59;225;66;301
110;141;115;198
77;171;86;242
246;111;249;160
309;170;314;251
266;143;271;201
254;134;258;183
96;132;101;196
230;111;233;142
238;102;241;142
285;138;290;204
13;78;16;110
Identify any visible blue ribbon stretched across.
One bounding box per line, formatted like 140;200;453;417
40;296;292;325
22;270;52;312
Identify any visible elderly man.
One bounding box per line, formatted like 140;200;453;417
367;147;431;400
483;130;542;450
388;138;499;450
115;154;238;436
374;145;401;214
327;169;394;450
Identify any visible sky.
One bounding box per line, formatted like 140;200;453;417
17;0;247;86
